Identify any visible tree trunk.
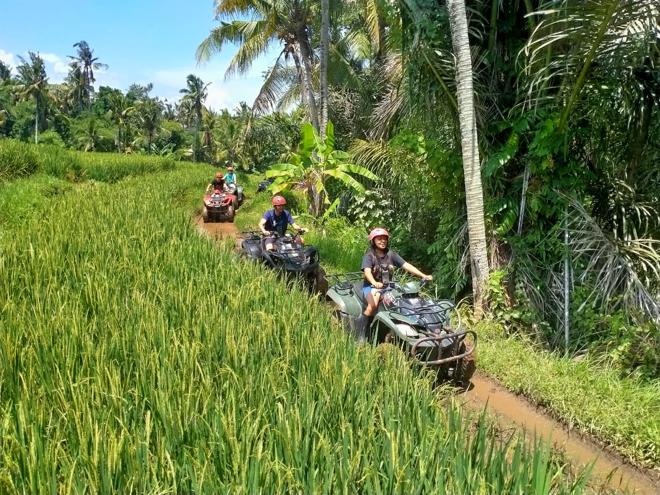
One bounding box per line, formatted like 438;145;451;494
291;48;311;117
320;0;330;138
34;99;39;144
447;0;490;314
296;29;320;131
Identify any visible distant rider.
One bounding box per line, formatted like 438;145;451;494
259;195;307;250
224;164;237;186
354;228;432;342
206;171;228;193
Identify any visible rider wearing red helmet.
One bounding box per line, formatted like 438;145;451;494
354;227;432;341
259;195;307;250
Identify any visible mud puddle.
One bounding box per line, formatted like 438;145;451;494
460;373;659;494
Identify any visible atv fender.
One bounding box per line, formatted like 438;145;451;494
327;288;362;317
242;239;262;259
374;312;421;341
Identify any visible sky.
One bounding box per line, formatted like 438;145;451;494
0;0;279;111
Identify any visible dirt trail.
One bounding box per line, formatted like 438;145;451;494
461;373;659;494
196;217;240;243
196;216;658;494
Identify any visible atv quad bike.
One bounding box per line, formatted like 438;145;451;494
326;273;476;385
202;189;238;223
256;178;274;193
240;229;324;291
226;183;245;206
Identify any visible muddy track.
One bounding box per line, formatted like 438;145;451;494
196;216;659;494
461;373;659;494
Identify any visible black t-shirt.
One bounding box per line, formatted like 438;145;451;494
361;249;405;286
211;179;225;190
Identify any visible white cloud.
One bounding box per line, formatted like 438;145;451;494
40;52;69;78
0;49;16;70
151;65;265;112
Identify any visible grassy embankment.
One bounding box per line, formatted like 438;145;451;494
0;139;176;228
0;159;588;492
236;181;659;471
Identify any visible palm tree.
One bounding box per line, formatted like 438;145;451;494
135;98;162;153
15;52;49;144
0;61;11;82
197;0;320;130
201;110;219;161
107;92;135;152
179;74;209;161
68;40;108;110
319;0;329;138
446;0;490;313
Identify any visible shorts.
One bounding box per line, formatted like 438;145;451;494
362;286;382;299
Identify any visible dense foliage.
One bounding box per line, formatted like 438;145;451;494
198;0;659;377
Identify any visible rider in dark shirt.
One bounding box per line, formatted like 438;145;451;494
354;228;432;342
207;172;227;193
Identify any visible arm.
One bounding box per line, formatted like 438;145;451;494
290;222;306;232
402;262;433;280
259;217;270;235
363;267;383;288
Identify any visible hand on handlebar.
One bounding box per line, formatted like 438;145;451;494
373;281;384;289
422;274;433;281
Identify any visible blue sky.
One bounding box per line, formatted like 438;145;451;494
0;0;279;111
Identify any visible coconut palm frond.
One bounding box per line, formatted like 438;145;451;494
276;82;304;112
566;196;660;323
523;0;659;124
251;52;291;116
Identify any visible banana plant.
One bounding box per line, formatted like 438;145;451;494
266;121;379;217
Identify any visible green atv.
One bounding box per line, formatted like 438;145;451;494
326;272;476;385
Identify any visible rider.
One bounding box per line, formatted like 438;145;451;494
206;171;227;193
259;195;307;250
354;227;433;342
224;163;237;186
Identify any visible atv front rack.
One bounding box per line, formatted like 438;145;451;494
410;329;477;365
326;272;364;294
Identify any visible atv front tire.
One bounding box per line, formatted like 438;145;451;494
226;205;235;222
202;207;209;223
453;346;476;388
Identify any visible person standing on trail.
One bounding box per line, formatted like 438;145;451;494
259;195;307;250
206;171;228;193
354;227;432;342
224;164;237;186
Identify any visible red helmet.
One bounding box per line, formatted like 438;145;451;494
272;195;287;206
368;227;390;242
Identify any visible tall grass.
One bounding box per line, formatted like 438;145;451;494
0;166;587;493
0;139;176;184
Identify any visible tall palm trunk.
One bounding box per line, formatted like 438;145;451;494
291;49;312;116
320;0;329;138
447;0;489;313
34;101;39;144
296;29;320;131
